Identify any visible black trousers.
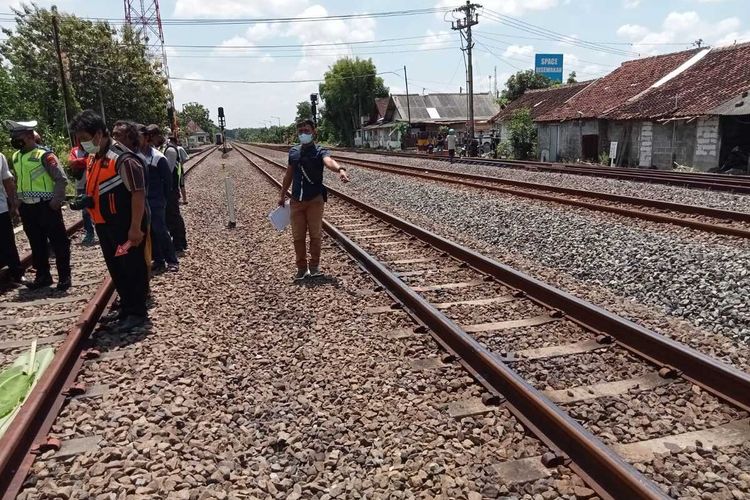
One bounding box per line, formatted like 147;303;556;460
0;211;23;278
95;223;148;318
165;191;187;250
19;201;71;279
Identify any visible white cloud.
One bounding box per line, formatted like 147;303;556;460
616;11;743;54
617;24;649;40
173;0;309;18
420;30;452;50
436;0;558;17
503;44;534;58
623;0;640;8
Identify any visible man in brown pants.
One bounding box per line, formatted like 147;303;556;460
279;119;349;280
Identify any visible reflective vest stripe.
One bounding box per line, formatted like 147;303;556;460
99;177;124;194
12;147;54;199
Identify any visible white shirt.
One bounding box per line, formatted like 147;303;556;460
0;153;12;214
447;135;457;150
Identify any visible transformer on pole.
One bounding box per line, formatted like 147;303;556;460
123;0;177;136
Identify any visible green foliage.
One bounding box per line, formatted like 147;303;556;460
599;151;610;165
501;70;556;102
295;101;313;123
495;141;512;159
178;102;216;136
392;121;408;146
508;108;537;160
567;71;577;84
319;57;389;146
0;4;170;147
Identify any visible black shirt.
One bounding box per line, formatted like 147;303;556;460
288;144;330;201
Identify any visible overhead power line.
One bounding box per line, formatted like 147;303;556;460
0;7;445;26
480;8;637;57
168;69;404;85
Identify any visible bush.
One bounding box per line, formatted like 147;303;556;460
599;151;610;165
495;141;512;159
508;108;537;160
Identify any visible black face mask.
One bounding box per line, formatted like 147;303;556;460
10;137;25;149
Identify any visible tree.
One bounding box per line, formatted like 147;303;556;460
295;101;312;123
319;57;389;146
0;4;170;138
500;70;556;102
508;108;537;160
178;102;216;135
567;71;577;84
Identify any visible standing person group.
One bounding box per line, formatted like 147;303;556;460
1;110;190;333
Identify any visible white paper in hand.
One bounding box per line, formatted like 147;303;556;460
269;200;291;232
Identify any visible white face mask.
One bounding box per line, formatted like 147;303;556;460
81;140;99;154
299;133;313;145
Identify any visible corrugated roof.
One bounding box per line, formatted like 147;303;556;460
490;81;592;123
536;48;700;122
606;42;750;120
390;93;500;122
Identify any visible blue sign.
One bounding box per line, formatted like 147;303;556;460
535;53;564;82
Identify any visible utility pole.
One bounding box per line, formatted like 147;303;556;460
98;88;106;124
451;0;480;156
271;116;281;127
494;66;498;98
403;65;411;127
51;6;74;145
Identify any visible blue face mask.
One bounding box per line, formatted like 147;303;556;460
299;133;313;145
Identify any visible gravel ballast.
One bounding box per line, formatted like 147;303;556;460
20;150;595;499
333;150;750;214
253;146;750;355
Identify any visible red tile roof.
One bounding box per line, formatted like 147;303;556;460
490;81;591;123
375;97;389;119
605;42;750;120
185;120;207;135
536;48;700;122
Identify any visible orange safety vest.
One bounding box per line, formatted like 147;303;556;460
85;142;137;225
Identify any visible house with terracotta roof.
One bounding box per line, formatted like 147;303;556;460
516;43;750;170
184;119;210;148
489;81;591;155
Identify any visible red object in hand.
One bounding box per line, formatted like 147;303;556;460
115;241;132;257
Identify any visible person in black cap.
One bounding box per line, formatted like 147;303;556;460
4;119;71;290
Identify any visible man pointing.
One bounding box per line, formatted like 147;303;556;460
279;119;349;281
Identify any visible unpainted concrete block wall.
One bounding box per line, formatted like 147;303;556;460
638;122;653;166
693;116;721;170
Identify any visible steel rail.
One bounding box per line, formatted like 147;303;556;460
238;143;750;413
235;143;670;500
322;145;750;193
330;155;750;224
0;146;218;499
250;144;750;239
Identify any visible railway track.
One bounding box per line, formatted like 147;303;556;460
251;143;750;240
235;143;750;499
302;145;750;194
0;144;217;499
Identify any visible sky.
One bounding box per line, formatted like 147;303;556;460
1;0;749;128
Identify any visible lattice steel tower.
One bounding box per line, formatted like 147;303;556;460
123;0;176;131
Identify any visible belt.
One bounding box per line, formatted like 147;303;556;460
20;198;43;204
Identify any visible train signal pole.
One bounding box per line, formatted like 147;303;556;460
218;106;226;154
310;93;319;127
451;0;481;156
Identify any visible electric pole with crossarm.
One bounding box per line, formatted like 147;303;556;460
451;1;481;156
